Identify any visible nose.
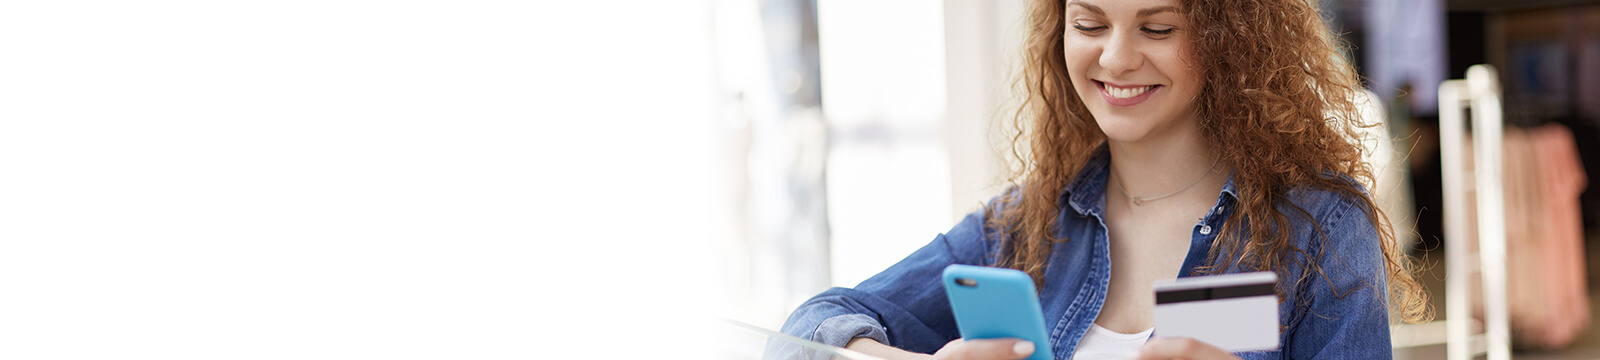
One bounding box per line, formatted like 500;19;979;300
1099;32;1143;77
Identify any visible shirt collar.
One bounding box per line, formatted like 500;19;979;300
1062;143;1239;217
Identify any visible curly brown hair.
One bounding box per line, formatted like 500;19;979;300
988;0;1432;324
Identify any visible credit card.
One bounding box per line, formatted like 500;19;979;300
1151;271;1279;352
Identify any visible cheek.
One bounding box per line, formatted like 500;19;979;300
1174;44;1202;87
1062;43;1095;84
1157;46;1200;90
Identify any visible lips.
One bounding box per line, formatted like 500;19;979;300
1095;80;1161;107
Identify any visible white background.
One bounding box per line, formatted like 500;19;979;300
0;1;720;358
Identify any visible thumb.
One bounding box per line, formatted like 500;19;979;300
948;338;1035;359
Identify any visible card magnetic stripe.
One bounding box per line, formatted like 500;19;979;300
1154;283;1275;304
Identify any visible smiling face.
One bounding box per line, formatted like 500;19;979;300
1063;0;1203;144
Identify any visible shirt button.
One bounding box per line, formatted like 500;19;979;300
1200;224;1213;235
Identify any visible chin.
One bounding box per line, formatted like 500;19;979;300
1094;118;1153;143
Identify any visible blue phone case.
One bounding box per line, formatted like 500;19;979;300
942;264;1053;360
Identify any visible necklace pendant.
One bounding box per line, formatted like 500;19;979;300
1131;197;1145;206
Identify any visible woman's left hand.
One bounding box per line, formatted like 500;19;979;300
1129;337;1241;360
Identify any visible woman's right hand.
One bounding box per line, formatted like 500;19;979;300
929;338;1037;360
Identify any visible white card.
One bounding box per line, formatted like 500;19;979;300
1151;272;1279;352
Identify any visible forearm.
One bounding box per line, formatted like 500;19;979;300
847;338;932;360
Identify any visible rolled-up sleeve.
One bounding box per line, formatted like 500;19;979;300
765;205;1003;359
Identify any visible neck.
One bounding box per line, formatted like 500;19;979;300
1106;131;1222;203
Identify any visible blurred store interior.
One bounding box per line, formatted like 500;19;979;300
708;0;1600;359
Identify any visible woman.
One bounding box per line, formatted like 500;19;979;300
774;0;1431;358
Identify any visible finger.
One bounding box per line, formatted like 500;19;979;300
938;338;1035;360
1131;337;1236;360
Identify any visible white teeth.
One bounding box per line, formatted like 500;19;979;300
1106;85;1152;99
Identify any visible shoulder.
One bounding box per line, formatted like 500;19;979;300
940;188;1025;265
1278;173;1383;265
1281;173;1373;226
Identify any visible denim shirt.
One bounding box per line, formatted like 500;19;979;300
773;148;1393;359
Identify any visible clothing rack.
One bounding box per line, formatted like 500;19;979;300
1438;64;1512;360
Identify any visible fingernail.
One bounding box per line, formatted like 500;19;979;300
1013;341;1035;355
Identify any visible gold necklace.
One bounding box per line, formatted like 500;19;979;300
1113;158;1220;206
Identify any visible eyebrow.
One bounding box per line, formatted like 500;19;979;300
1066;1;1179;18
1137;6;1179;17
1066;0;1104;15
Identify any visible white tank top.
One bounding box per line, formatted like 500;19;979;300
1072;323;1154;359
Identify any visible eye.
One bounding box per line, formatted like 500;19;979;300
1142;26;1176;36
1071;21;1107;33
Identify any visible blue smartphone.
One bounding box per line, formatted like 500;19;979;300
942;264;1053;360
